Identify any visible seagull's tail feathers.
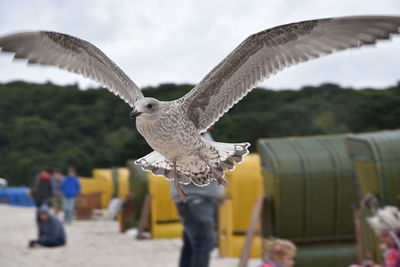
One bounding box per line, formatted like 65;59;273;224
189;140;250;186
209;141;250;170
134;141;250;187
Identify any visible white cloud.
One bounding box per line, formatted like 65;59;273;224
0;0;399;90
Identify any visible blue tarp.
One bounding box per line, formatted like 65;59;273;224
0;187;35;207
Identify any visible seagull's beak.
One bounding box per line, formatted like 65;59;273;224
130;110;143;119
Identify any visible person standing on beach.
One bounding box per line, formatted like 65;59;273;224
30;167;53;208
170;130;224;267
51;168;64;216
60;167;81;224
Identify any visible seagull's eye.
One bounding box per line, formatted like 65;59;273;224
147;104;153;109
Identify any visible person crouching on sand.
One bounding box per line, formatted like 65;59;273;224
29;204;66;248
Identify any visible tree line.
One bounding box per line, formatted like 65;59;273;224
1;81;399;185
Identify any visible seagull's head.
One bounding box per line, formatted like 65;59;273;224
130;98;162;119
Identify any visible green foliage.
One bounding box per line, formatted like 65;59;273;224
1;81;400;186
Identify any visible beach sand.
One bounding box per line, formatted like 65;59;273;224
0;205;260;267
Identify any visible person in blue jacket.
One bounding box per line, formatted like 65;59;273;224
29;204;66;248
60;167;81;224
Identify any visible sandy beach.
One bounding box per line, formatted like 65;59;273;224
0;205;260;267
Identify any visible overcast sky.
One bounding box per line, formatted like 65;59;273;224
0;0;399;90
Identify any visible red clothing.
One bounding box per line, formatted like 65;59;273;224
262;260;285;267
384;248;400;267
40;171;51;180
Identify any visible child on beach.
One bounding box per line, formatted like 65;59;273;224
367;206;400;267
261;238;296;267
351;206;400;267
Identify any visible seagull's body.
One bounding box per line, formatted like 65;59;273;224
134;99;196;160
1;16;400;200
133;97;248;192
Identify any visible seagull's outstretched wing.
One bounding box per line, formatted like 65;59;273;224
0;31;143;107
181;16;400;132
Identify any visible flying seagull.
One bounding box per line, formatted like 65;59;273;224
1;16;399;200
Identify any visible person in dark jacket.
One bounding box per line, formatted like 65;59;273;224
60;167;81;224
29;204;66;248
30;167;53;208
